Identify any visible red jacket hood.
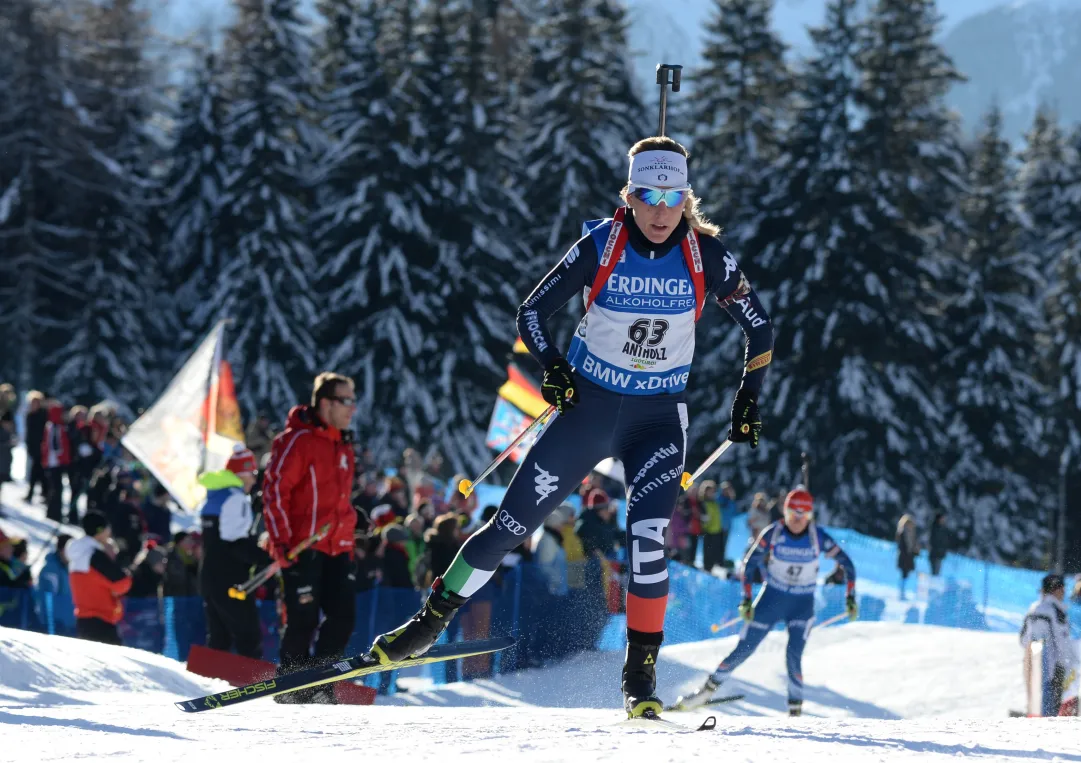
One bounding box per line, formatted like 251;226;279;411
47;406;65;424
284;405;342;441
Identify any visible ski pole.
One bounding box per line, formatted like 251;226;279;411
710;615;743;633
228;522;332;600
656;63;683;136
815;611;850;629
681;439;734;490
458;405;558;498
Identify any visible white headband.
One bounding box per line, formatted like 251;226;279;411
628;150;689;188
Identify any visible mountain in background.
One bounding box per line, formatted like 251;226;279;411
943;0;1081;140
623;0;1077;140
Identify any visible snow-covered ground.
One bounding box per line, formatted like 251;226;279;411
1;623;1077;763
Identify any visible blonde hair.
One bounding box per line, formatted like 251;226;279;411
622;136;722;238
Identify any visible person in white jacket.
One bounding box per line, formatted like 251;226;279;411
1021;574;1077;716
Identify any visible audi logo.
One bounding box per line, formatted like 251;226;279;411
498;510;527;536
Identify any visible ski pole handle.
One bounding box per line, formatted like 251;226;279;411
681;439;734;490
459;406;557;497
227;522;332;599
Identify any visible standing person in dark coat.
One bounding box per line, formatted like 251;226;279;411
896;514;920;600
198;445;270;659
23;392;47;503
41;401;70;523
928;513;950;576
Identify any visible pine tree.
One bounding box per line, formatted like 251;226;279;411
0;0;86;392
942;108;1049;561
1044;127;1081;499
216;0;321;418
414;0;526;472
809;0;966;538
683;0;794;480
165;50;230;354
1018;108;1069;460
719;0;890;516
520;0;644;349
46;0;163;413
683;0;792;237
311;0;432;455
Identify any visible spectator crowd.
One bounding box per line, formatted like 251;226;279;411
0;376;972;689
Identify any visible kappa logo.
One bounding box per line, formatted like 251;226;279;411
723;252;738;282
534;463;559;505
498;509;527;536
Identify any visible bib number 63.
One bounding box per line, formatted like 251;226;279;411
628;318;669;346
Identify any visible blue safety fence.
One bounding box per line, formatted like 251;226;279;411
0;557;613;688
2;506;1078;676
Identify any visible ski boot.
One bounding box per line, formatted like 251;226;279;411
788;699;803;717
369;577;469;665
673;674;720;711
622;632;664;718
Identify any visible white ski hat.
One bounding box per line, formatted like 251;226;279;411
629;150;689;188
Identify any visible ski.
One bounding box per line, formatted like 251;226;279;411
175;636;516;713
615;714;717;733
663;694;744;712
704;694;745;707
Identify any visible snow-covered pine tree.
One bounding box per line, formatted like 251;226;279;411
941;107;1049;562
720;0;889;516
47;0;162;412
1043;126;1081;515
1018;108;1069;462
682;0;792;238
815;0;966;537
0;0;87;391
215;0;320;419
413;0;528;473
310;0;435;457
519;0;644;350
682;0;795;479
165;50;230;355
1018;107;1069;290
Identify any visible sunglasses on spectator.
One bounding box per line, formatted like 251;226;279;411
629;184;691;207
327;395;357;407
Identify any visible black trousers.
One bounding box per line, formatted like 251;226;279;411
702;532;727;571
76;617;122;645
278;550;356;674
204;592;263;660
26;455;46;500
45;468;65;523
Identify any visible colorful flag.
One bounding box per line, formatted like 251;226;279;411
122;321;245;512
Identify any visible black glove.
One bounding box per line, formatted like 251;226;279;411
541;358;578;415
728;387;761;448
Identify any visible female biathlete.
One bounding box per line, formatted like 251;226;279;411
370;136;775;718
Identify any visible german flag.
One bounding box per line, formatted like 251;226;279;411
497;363;547;419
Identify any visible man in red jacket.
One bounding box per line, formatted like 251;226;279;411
262;372;357;702
41;400;71;524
